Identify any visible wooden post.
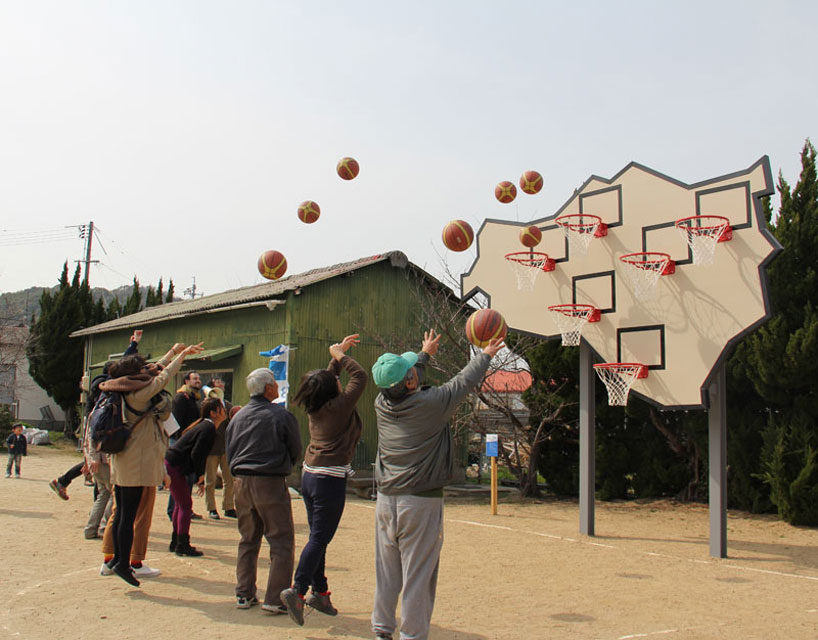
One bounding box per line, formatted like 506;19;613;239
491;456;498;515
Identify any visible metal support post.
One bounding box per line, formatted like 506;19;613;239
579;341;595;536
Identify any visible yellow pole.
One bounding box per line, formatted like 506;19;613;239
490;456;498;515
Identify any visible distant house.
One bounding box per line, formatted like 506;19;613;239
475;369;532;432
0;324;64;428
70;251;467;473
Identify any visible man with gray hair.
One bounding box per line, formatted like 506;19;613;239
225;367;301;614
370;329;504;640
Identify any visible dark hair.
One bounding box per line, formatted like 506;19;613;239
183;371;199;383
108;355;147;378
293;369;339;414
208;377;223;386
183;397;225;434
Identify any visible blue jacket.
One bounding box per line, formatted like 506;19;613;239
225;396;301;477
6;433;27;456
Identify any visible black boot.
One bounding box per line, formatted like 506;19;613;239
112;562;140;587
175;533;203;557
169;531;178;552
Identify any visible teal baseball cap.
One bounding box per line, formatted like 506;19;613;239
372;351;419;388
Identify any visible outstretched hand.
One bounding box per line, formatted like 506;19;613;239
422;329;441;356
330;334;360;360
482;337;505;358
182;342;205;357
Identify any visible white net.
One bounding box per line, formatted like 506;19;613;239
621;254;670;300
594;364;644;406
675;217;729;266
550;306;595;346
558;216;601;256
505;254;548;291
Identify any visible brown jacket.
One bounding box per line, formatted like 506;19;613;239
303;355;368;468
109;352;185;487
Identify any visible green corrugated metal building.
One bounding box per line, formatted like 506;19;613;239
70;251;466;474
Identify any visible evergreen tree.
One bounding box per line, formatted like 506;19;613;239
145;285;156;308
156;278;164;305
123;277;142;316
736;140;818;524
165;279;175;303
106;296;121;320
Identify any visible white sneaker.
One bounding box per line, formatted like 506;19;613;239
99;561;113;576
132;564;161;578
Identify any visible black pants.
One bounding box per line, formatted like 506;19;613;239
112;485;144;570
57;461;84;487
293;472;347;595
166;472;196;519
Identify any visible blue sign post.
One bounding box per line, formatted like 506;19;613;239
486;434;498;515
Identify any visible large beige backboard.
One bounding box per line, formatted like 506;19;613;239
461;157;781;409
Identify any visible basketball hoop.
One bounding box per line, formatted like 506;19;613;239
675;215;732;266
548;304;600;346
593;362;648;406
619;252;675;300
555;214;608;256
504;251;555;291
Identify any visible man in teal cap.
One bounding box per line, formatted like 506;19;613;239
370;329;504;640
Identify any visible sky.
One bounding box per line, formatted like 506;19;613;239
0;0;816;299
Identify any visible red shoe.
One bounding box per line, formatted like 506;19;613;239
49;479;69;500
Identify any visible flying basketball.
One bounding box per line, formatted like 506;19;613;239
297;200;320;224
442;220;474;252
257;250;287;280
519;170;543;195
495;181;517;203
519;225;542;247
336;157;360;180
465;308;507;348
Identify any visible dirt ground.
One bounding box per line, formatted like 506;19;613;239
2;448;818;640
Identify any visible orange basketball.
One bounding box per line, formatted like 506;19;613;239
257;250;287;280
442;220;474;252
297;200;320;224
519;170;543;195
465;308;507;348
519;225;542;248
495;180;517;203
336;157;360;180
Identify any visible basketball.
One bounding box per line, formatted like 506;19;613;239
257;250;287;280
442;220;474;252
495;181;517;204
336;157;360;180
520;170;543;195
519;225;542;247
297;200;320;224
465;308;507;348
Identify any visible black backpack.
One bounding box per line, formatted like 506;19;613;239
88;391;148;454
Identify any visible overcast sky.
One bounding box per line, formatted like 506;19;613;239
1;1;815;299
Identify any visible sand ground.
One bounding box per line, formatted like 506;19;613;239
2;447;817;640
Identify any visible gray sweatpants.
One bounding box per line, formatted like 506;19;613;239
85;463;113;539
372;493;444;640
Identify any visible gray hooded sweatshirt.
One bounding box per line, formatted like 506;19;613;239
374;351;491;495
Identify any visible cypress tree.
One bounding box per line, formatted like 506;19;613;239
123;277;142;316
165;279;175;303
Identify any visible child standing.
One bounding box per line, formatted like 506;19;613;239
6;424;27;478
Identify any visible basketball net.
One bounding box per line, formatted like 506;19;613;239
675;217;730;266
505;253;549;291
621;254;672;300
549;305;598;346
560;217;601;256
594;364;646;406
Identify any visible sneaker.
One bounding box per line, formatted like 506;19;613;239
375;634;393;640
112;563;140;587
280;588;305;626
191;512;203;520
208;510;220;520
4;474;9;478
261;603;287;615
49;479;69;500
224;509;237;518
100;561;113;576
306;590;338;616
131;564;161;578
236;595;259;609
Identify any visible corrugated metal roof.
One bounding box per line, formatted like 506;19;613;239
71;251;410;337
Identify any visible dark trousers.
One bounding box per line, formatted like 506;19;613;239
166;472;195;520
111;485;144;570
293;472;347;595
234;475;294;607
57;461;84;487
165;460;192;536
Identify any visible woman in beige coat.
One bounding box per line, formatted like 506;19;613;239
100;342;203;586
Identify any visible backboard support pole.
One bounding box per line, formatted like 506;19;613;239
579;340;595;536
708;363;727;558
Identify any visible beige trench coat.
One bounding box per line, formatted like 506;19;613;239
110;352;186;487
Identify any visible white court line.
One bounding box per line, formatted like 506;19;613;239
448;519;513;531
618;628;678;639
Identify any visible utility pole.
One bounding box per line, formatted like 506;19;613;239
183;277;203;300
76;221;99;285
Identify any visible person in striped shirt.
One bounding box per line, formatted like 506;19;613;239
279;334;368;626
